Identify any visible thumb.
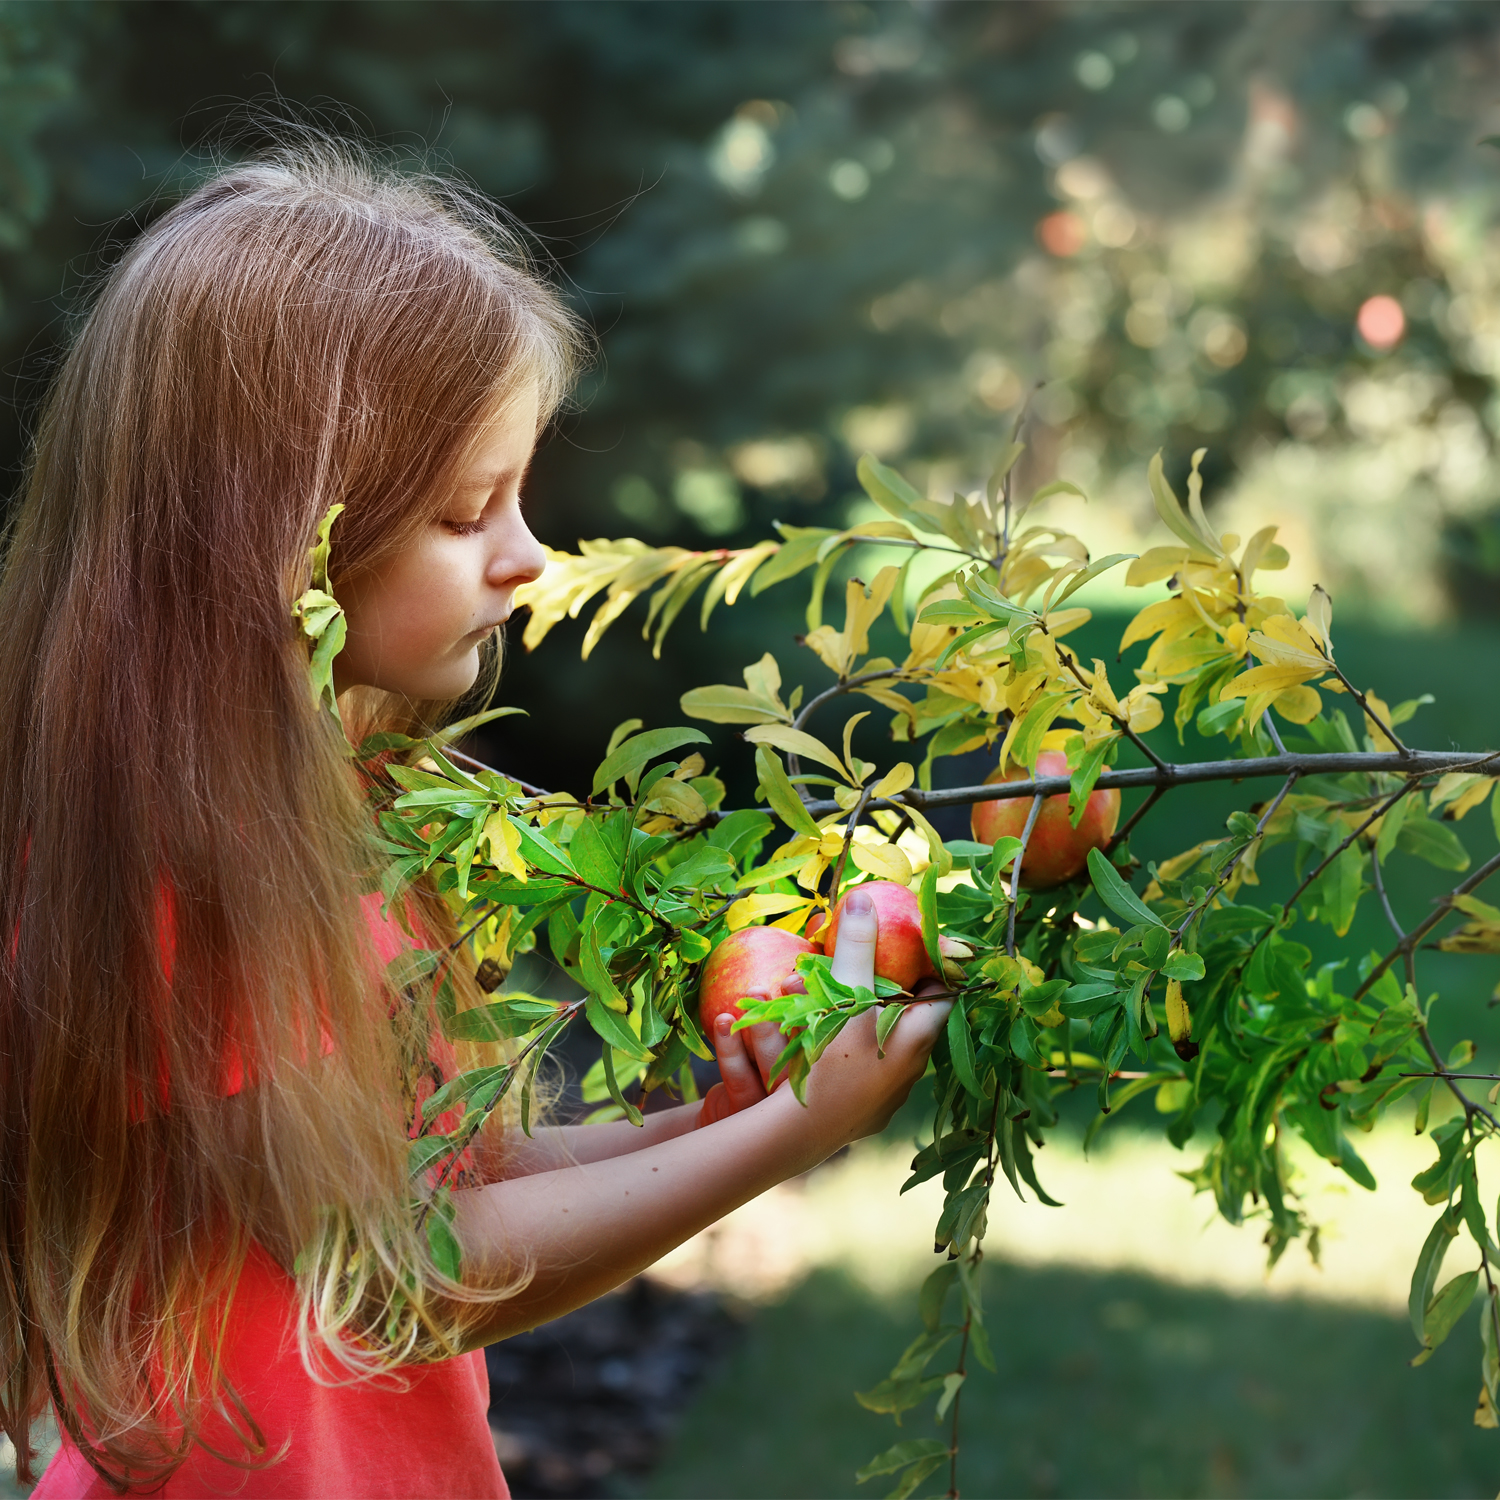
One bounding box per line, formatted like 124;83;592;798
829;887;878;990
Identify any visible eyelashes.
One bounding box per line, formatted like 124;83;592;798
442;518;489;537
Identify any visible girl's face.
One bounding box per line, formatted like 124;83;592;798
334;386;547;703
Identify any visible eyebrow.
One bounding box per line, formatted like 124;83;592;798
459;455;534;493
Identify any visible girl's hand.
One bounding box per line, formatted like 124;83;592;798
697;889;951;1138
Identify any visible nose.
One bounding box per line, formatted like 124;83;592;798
491;511;547;590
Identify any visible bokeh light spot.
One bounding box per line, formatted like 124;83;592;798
1075;51;1114;90
829;159;871;200
1037;210;1086;257
1357;294;1405;350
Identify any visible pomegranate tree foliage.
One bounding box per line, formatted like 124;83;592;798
342;451;1500;1498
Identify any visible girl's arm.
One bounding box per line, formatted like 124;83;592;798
477;1010;803;1177
449;892;952;1349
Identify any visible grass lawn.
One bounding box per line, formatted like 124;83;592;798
642;1259;1496;1500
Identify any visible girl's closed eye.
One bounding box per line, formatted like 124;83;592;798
443;516;489;536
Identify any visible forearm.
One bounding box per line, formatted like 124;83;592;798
477;1099;706;1180
451;1086;830;1349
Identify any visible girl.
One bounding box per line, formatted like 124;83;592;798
0;138;949;1498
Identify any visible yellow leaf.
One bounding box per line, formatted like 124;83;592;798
1362;691;1398;752
1124;546;1195;588
1273;683;1322;724
1123;683;1167;733
849;841;914;885
743;724;850;779
1155;841;1216;884
1248;613;1328;671
841;711;872;782
1042;606;1091;637
1304;585;1333;653
726;892;808;932
771;902;818;933
1165;979;1192;1046
640;778;708;824
480;812;528;881
1431;774;1496;821
803;624;845;675
1219;663;1322;701
1089;659;1122;717
871;761;916;799
837;566;902;670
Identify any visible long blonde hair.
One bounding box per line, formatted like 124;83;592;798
0;136;586;1489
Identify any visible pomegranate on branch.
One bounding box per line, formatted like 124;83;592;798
971;749;1120;887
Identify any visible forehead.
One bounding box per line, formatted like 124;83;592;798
456;385;542;485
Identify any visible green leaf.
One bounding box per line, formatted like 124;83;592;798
1161;949;1206;982
569;816;622;893
424;1203;463;1281
580;925;628;1013
1068;740;1111;826
592;727;710;796
584;993;652;1062
946;1002;985;1098
919;863;944;982
601;1043;645;1127
853;1374;946;1418
857;453;924;523
876;1003;905;1058
1413;1270;1480;1366
1410;1203;1463;1342
918;1262;957;1332
855;1439;949;1484
422;1063;508;1123
1048;552;1136;611
1087;847;1165;929
1375;794;1410;864
755;744;821;837
424;705;528;759
886;1454;949;1500
1396;813;1471;872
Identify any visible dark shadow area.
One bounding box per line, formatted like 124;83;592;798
487;1277;742;1500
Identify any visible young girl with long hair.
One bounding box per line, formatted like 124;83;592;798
0;137;950;1498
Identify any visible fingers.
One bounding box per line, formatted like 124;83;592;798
712;1012;771;1110
889;997;954;1050
828;887;878;991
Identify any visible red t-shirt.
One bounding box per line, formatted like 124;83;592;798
33;895;508;1499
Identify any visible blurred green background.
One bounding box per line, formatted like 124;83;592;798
6;2;1500;1495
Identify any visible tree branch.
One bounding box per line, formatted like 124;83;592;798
798;748;1500;820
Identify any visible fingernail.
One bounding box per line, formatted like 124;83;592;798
847;888;874;916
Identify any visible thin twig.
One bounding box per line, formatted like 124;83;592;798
791;666;912;733
1367;853;1498;1129
1172;773;1299;944
1005;794;1044;957
1261;712;1288;755
1107;784;1166;853
1329;661;1412;759
1282;775;1421;917
1355;848;1500;1005
1054;644;1170;773
416;999;585;1218
445;745;550;798
827;784;875;901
